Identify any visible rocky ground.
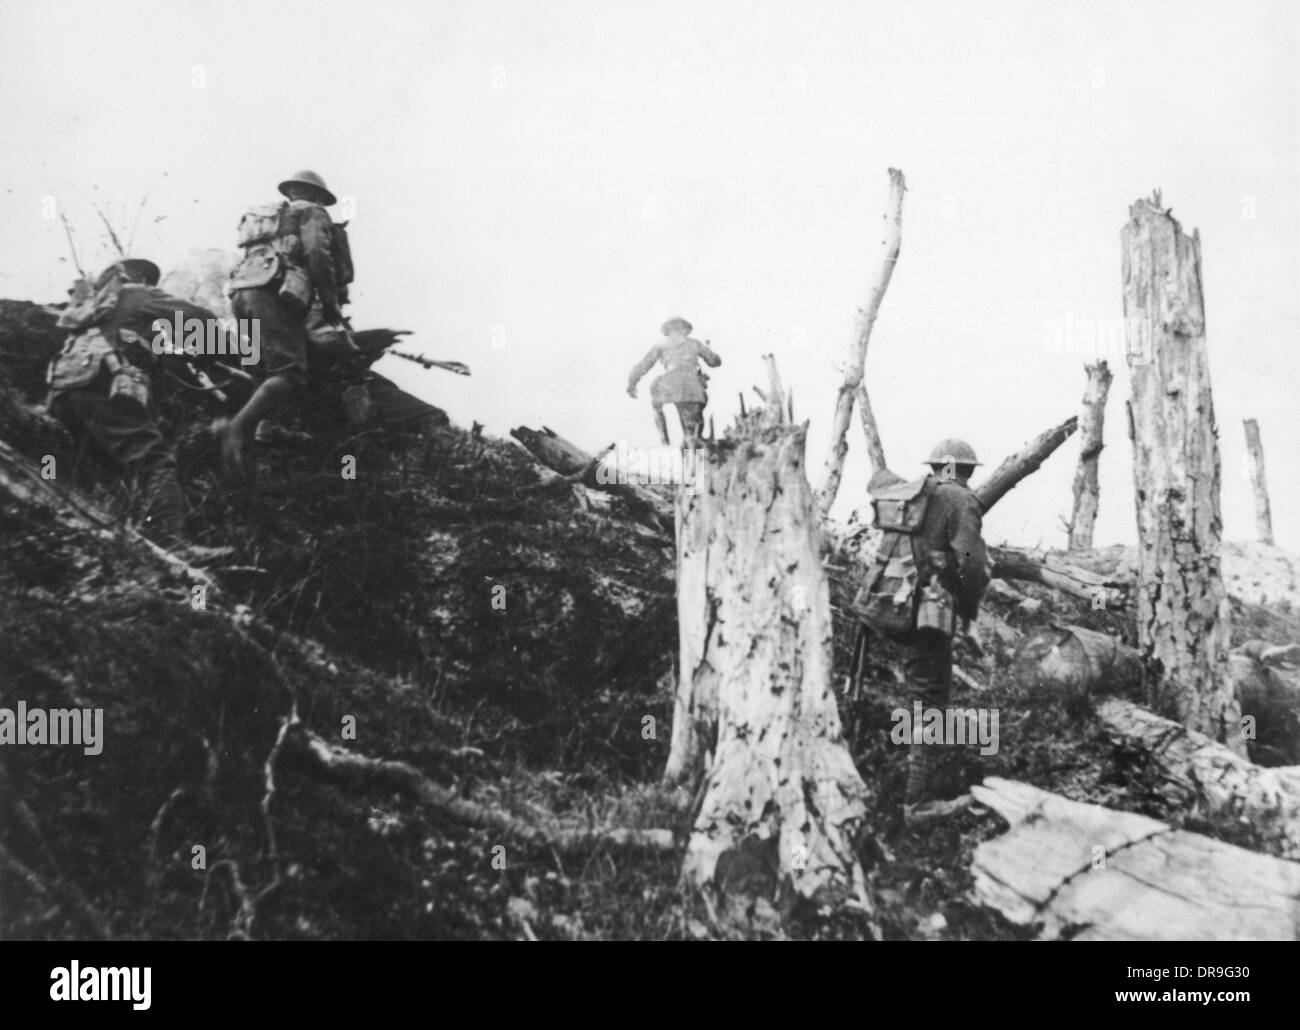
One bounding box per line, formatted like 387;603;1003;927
2;298;1296;940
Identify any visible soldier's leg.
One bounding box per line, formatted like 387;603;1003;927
220;288;307;473
651;402;670;446
903;627;954;807
54;389;185;545
676;402;704;447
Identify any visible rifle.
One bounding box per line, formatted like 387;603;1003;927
387;349;471;377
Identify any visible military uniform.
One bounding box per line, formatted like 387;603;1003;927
627;335;721;444
902;472;990;808
218;170;344;474
48;276;218;546
228;197;339;381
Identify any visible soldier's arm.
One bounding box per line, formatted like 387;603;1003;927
297;206;339;319
627;345;661;393
114;287;221;359
696;339;722;367
946;491;991;620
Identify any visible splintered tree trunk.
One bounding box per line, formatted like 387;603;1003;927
1068;361;1113;551
1121;192;1243;753
973;415;1078;512
1243;419;1274;545
816;168;905;520
667;358;870;911
856;382;888;475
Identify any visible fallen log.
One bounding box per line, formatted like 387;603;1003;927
971;777;1300;940
509;425;591;476
510;425;673;532
1011;624;1143;698
1230;647;1300;766
988;544;1128;609
1095;697;1300;860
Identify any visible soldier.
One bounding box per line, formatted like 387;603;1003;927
46;258;229;557
901;439;990;824
626;317;721;447
852;438;991;826
216;169;346;472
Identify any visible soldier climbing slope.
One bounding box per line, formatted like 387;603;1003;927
46;258;231;559
216;169;352;472
852;438;990;826
626;317;721;447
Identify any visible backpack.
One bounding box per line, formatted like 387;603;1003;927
851;475;932;638
330;222;354;302
235;201;289;250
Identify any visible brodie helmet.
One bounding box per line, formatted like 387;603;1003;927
94;258;161;290
278;169;338;207
924;438;982;467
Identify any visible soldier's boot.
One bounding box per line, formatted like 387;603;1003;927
904;738;973;827
904;736;941;808
217;373;299;475
138;461;186;550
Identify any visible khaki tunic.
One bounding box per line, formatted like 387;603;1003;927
913;475;990;621
627;337;721;405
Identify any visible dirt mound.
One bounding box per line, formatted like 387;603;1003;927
0;298;677;940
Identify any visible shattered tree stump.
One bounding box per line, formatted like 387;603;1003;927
665;357;871;913
971;778;1300;940
1243;418;1275;546
1068;360;1113;551
1122;191;1242;753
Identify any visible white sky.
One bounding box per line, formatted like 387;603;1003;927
2;0;1296;548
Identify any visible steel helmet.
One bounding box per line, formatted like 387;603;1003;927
94;258;161;290
661;317;693;335
924;438;981;466
278;169;338;207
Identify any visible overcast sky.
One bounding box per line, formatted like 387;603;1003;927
2;0;1296;549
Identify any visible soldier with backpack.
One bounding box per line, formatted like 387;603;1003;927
46;257;231;559
851;439;990;825
215;169;355;473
